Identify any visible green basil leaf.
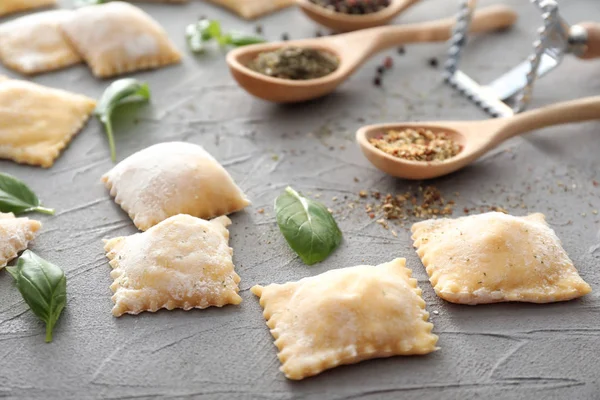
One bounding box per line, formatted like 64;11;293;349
73;0;104;6
0;173;54;215
95;78;151;162
226;32;266;47
6;251;67;343
275;187;342;265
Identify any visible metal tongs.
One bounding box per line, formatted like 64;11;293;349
444;0;600;117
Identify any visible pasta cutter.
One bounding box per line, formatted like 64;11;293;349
444;0;600;117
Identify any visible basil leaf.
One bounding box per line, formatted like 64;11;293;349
0;173;54;215
94;78;151;162
275;187;342;265
186;19;265;52
74;0;106;6
6;251;67;343
223;32;266;47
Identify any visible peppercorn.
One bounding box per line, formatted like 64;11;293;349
376;66;385;75
373;76;382;86
428;57;439;68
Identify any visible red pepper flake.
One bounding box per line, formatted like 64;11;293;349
593;180;599;187
384;56;393;69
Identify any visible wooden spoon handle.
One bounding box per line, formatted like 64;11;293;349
498;96;600;140
579;22;600;59
364;5;518;55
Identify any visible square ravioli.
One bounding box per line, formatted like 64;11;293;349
0;78;96;168
251;258;438;380
0;0;55;17
104;214;242;317
206;0;294;19
412;212;592;305
102;142;250;231
0;11;82;75
59;2;181;78
0;213;41;269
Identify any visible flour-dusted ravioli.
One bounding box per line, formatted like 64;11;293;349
59;2;181;78
207;0;294;20
0;0;55;17
0;11;81;75
102;142;250;231
252;258;438;380
0;78;96;168
412;212;592;305
0;213;41;269
104;214;242;317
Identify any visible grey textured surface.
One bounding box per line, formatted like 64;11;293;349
1;1;600;399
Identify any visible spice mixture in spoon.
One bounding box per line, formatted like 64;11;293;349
309;0;391;15
248;47;339;80
369;128;462;162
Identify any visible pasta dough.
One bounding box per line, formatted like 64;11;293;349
0;77;96;168
206;0;294;20
59;2;182;78
102;142;250;231
104;214;242;317
0;11;82;75
0;213;41;269
252;258;438;380
0;0;55;17
412;212;592;305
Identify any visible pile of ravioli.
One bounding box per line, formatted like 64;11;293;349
0;0;593;384
0;2;181;77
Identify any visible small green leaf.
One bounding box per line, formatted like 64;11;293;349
186;18;266;53
226;32;266;47
94;79;151;162
73;0;106;7
0;173;54;216
8;251;67;343
275;187;342;265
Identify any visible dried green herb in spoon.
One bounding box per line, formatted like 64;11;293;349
95;78;151;162
248;47;339;80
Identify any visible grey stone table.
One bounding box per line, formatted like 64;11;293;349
1;0;599;399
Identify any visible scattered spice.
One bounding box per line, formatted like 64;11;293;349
383;56;393;69
397;46;405;55
255;24;263;34
376;66;385;75
368;128;462;162
281;33;290;41
428;57;439;68
257;208;265;214
309;0;391;15
373;76;382;86
248;47;339;80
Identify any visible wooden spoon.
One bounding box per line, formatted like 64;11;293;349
227;5;517;103
297;0;421;32
356;96;600;180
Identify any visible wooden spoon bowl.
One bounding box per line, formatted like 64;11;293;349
297;0;421;32
357;96;600;180
227;5;517;103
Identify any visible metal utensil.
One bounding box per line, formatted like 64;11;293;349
444;0;600;117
